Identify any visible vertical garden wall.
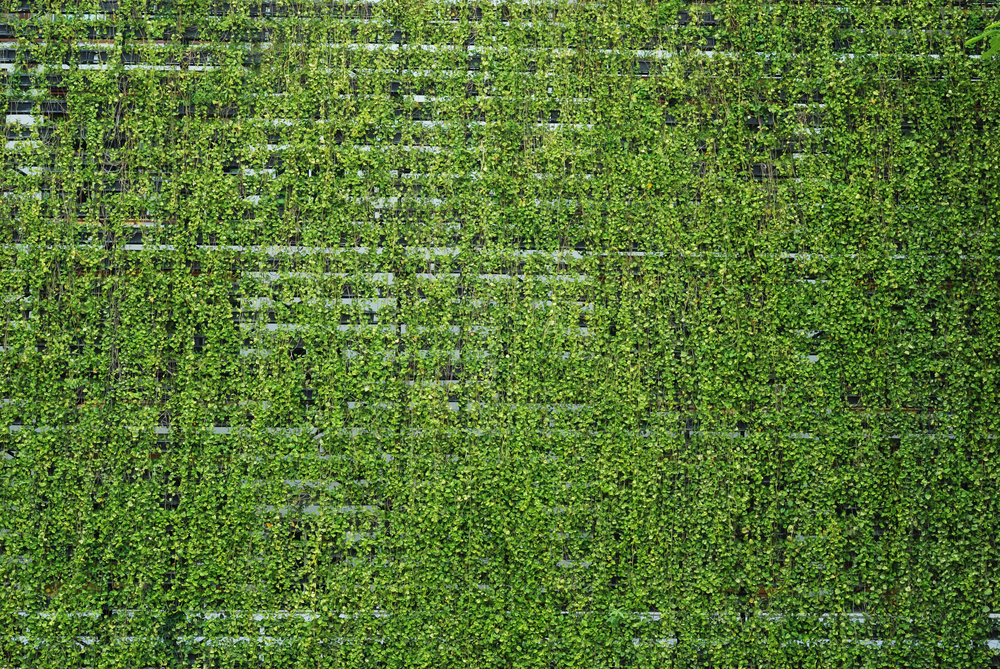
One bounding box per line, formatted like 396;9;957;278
1;0;999;667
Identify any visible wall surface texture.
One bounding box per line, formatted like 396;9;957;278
2;1;999;667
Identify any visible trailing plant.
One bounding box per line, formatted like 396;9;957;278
0;0;998;667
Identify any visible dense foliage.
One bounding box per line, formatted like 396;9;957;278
2;0;999;666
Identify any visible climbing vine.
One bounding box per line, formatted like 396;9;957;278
1;1;998;667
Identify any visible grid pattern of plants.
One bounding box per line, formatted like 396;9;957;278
2;1;999;667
